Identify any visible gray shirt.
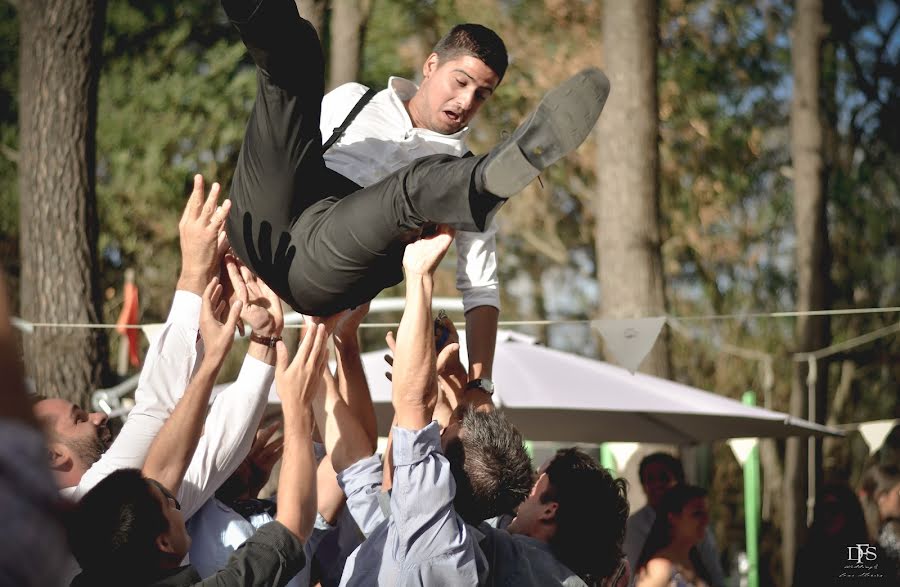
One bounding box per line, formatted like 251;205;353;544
471;523;587;587
338;423;486;586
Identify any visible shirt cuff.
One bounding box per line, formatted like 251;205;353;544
461;288;501;313
233;354;276;391
391;422;441;467
337;454;383;495
169;290;202;327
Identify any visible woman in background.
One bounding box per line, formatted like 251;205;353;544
635;485;711;587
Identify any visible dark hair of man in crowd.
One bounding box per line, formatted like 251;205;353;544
637;484;711;584
859;463;900;540
67;468;169;582
638;452;686;485
443;406;532;525
539;447;629;583
432;24;509;82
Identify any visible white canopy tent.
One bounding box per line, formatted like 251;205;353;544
233;329;840;443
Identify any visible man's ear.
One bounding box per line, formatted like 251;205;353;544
422;53;440;79
539;500;559;523
47;442;71;471
155;531;178;556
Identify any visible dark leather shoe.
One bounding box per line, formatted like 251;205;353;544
481;68;610;197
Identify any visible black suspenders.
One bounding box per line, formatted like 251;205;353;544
322;87;378;152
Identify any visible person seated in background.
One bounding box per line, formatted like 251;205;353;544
67;278;330;587
624;453;726;587
634;485;712;587
792;483;870;587
858;463;900;584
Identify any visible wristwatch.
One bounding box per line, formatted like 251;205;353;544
249;333;282;348
465;378;495;395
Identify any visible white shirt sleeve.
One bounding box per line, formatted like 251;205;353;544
178;355;275;519
455;224;501;313
71;291;202;500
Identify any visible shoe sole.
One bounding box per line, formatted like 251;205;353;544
482;68;610;197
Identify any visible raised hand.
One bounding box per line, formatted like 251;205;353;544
199;276;242;364
178;174;231;295
245;420;285;498
274;323;329;411
434;312;462;376
225;255;285;338
402;224;455;277
333;302;370;347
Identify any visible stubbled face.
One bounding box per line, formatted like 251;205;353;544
668;497;710;545
149;481;192;560
641;462;678;509
411;53;500;134
878;481;900;521
35;398;112;469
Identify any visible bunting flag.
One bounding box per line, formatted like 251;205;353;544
592;317;667;373
141;323;165;346
115;281;141;367
605;442;640;473
727;437;759;467
858;419;898;455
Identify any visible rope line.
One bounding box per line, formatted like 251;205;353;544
11;305;900;331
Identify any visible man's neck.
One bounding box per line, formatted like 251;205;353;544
55;467;85;491
403;96;426;130
507;520;555;544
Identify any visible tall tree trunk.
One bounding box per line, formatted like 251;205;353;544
596;0;670;378
295;0;327;40
18;0;108;408
784;0;831;583
327;0;372;91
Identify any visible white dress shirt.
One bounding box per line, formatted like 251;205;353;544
320;77;500;313
61;290;275;520
187;443;361;587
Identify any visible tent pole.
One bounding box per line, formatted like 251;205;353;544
600;443;616;472
742;391;760;587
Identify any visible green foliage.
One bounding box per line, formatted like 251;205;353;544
96;0;254;322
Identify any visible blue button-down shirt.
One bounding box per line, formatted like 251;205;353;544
338;423;487;586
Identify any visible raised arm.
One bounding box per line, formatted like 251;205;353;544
455;226;500;380
176;258;286;517
274;323;329;543
142;278;241;494
74;176;231;498
392;226;455;430
333;303;377;450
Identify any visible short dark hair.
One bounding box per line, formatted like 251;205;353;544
638;452;685;485
67;468;169;581
433;24;508;81
637;484;710;582
541;448;629;583
443;407;532;524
